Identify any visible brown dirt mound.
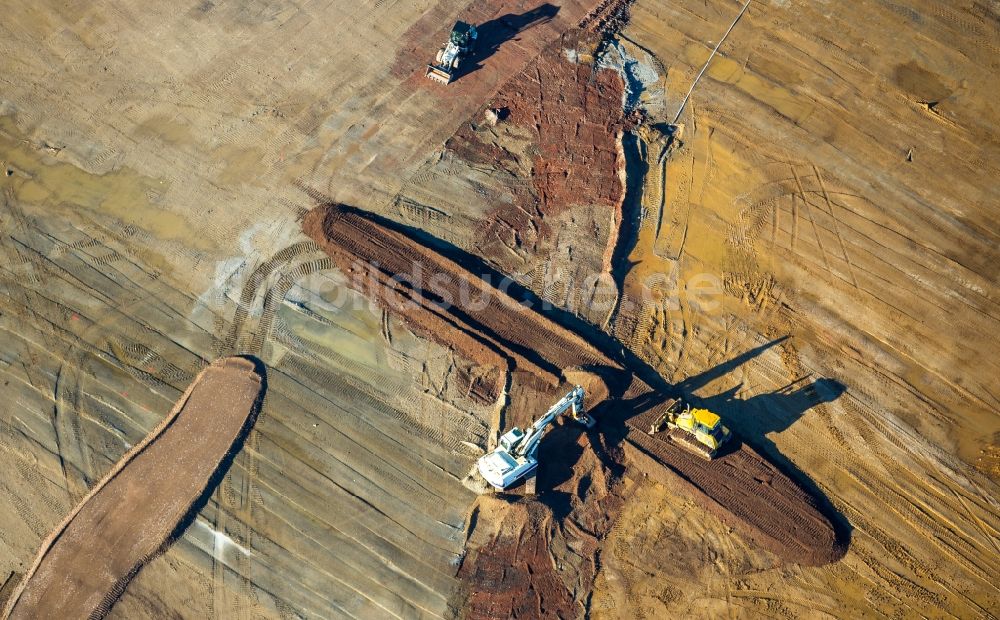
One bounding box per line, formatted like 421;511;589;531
578;0;635;33
302;204;613;378
623;405;845;567
3;357;265;619
562;366;611;408
458;500;578;619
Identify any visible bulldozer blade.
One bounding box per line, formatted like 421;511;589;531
647;398;679;434
425;64;453;84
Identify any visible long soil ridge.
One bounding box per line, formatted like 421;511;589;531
302;203;844;568
2;356;266;620
303;204;613;374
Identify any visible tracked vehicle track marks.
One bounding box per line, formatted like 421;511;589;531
303;203;843;570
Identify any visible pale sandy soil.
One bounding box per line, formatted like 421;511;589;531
588;1;1000;616
0;0;997;618
4;357;263;619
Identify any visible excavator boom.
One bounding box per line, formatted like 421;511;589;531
477;386;592;490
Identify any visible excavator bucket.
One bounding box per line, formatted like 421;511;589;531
572;411;597;428
425;64;454;84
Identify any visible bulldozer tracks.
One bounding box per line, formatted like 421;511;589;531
812;165;859;288
222;240;320;354
204;231;497;616
790;165;833;275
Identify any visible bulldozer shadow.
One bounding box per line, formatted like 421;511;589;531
570;338;853;548
676;340;852;546
453;3;560;82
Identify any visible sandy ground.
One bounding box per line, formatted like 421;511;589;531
0;0;998;618
4;356;264;619
587;1;1000;616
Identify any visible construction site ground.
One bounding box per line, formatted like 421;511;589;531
1;0;999;618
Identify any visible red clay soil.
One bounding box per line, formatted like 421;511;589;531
302;204;845;567
458;501;578;620
392;0;603;98
3;357;265;620
445;29;628;259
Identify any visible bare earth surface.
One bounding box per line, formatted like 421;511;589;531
303;201;842;575
1;0;998;618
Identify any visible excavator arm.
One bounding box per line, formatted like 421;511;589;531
514;386;588;458
477;385;592;490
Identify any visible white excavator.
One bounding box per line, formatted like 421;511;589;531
477;386;595;490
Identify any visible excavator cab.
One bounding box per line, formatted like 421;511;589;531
498;427;525;452
477;386;590;490
449;21;477;52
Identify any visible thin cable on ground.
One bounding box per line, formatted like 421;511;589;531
672;0;753;124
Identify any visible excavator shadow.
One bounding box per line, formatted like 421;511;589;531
694;371;852;545
454;3;560;82
673;338;849;519
297;196;852;551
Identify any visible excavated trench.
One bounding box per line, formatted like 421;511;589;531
606;130;647;329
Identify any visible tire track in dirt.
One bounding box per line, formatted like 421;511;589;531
212;234;485;616
667;147;995;597
0;194;177;504
211;241;325;619
222;240;319;354
813;164;859;287
0;188;65;394
786;356;1000;606
790;165;836;277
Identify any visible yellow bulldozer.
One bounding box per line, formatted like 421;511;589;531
647;398;730;459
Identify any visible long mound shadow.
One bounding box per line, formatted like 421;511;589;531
697;373;852;547
453;3;560;82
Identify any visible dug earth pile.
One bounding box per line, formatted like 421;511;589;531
302;203;614;385
3;357;265;620
456;498;577;620
302;203;844;599
1;0;997;616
